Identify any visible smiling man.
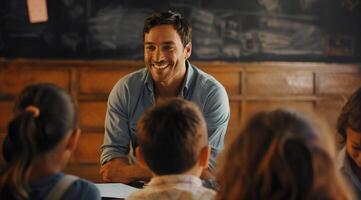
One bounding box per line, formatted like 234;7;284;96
100;10;230;184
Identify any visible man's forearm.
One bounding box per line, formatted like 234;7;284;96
100;157;152;183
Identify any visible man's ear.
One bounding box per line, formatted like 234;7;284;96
184;43;192;60
135;147;149;169
198;145;210;168
66;128;81;152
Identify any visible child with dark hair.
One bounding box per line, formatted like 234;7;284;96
217;109;353;200
127;98;215;200
337;87;361;198
0;84;100;200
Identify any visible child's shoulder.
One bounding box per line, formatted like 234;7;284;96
61;176;101;200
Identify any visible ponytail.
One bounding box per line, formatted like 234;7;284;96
0;83;77;200
0;111;39;200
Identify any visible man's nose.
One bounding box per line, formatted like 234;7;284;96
153;48;165;61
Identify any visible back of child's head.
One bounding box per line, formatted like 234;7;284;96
337;87;361;145
0;83;77;199
136;97;207;175
217;109;352;200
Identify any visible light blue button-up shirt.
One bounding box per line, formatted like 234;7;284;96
100;61;230;172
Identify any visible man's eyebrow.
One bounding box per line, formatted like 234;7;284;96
144;41;176;45
162;41;175;45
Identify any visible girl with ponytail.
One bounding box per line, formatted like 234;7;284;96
0;83;100;200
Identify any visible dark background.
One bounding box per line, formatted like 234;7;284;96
0;0;360;62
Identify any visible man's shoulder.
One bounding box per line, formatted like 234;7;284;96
119;68;147;83
189;63;223;89
112;68;147;90
188;63;225;97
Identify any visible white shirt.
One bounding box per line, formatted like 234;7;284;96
126;174;216;200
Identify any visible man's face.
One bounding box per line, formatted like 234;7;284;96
144;25;191;85
346;127;361;167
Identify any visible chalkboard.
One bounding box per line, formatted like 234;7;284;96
0;0;360;62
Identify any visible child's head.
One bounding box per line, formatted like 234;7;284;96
217;109;351;200
0;83;79;199
337;87;361;167
136;97;209;176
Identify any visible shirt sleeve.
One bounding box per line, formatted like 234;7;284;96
100;79;131;165
203;86;230;173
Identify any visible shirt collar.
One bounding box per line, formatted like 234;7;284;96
143;60;194;97
147;174;202;187
144;69;154;93
337;146;361;191
182;60;194;95
337;146;359;179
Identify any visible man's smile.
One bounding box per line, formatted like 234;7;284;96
151;62;170;70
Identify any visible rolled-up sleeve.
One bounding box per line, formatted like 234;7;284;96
100;80;130;165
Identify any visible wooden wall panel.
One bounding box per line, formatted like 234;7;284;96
79;101;107;130
73;132;103;164
207;72;241;95
315;99;346;130
0;101;14;132
79;69;135;95
64;164;102;183
0;69;70;96
228;101;240;130
226;101;241;142
318;73;361;95
245;101;314;120
1;60;360;182
0;133;5;164
245;72;313;96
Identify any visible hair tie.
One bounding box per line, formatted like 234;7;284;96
25;105;40;118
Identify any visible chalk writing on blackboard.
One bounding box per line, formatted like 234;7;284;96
0;0;360;61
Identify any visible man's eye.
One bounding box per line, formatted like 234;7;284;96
163;45;173;51
145;46;155;51
353;146;361;151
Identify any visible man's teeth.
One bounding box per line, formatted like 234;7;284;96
153;64;168;69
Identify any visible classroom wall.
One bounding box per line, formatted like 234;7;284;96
1;59;361;182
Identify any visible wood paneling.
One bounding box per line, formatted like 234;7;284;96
315;98;346;130
0;101;14;132
79;101;107;130
207;72;241;95
1;59;361;182
0;69;70;96
245;101;314;120
73;132;103;164
318;73;361;95
245;72;313;96
79;69;135;95
228;101;240;130
0;133;5;164
64;164;102;183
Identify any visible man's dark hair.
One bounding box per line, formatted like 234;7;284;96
337;87;361;145
143;10;192;47
136;98;207;175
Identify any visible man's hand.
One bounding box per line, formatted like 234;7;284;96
100;157;152;183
